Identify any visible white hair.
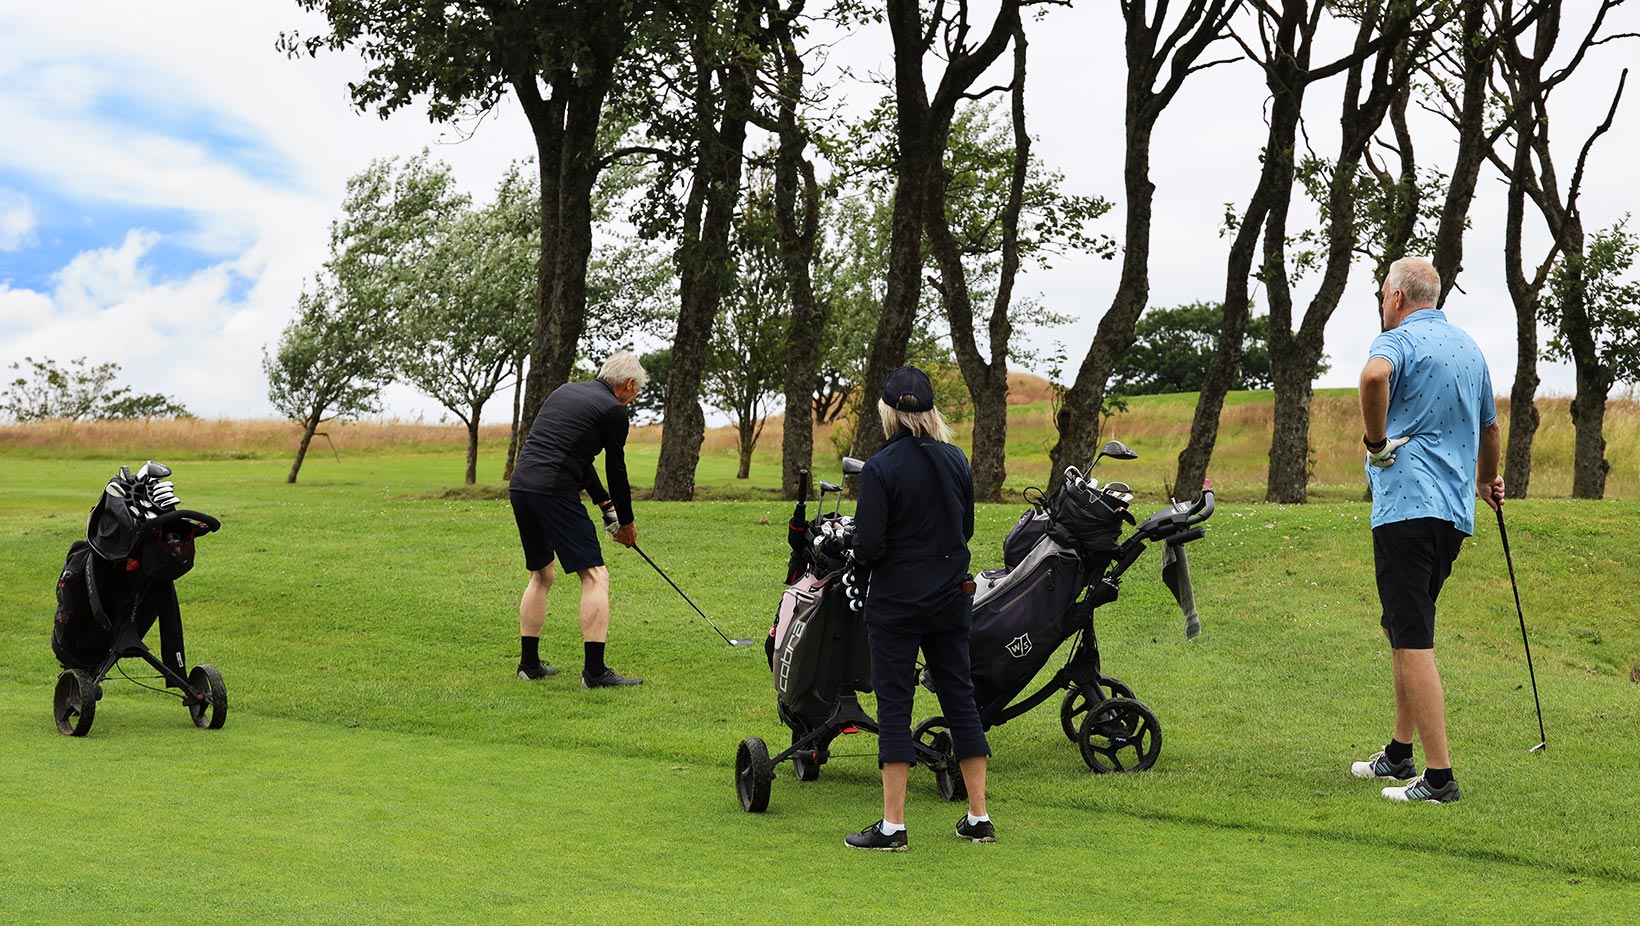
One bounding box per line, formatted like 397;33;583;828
597;351;648;390
878;399;953;443
1385;257;1441;309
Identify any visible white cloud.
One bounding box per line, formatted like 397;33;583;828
0;189;36;251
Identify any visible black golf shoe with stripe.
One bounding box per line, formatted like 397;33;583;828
517;661;557;680
845;821;908;851
1382;775;1461;803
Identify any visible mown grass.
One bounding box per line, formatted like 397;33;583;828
5;387;1633;504
3;449;1639;923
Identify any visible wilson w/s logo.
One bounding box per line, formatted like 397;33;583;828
1007;634;1032;658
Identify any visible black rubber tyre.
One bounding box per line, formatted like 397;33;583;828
1059;677;1134;742
187;664;228;730
931;731;967;802
735;737;773;813
54;669;97;737
1077;697;1162;773
792;753;821;782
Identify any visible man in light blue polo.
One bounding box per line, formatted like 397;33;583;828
1349;257;1504;804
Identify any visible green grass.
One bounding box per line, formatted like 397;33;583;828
3;452;1640;923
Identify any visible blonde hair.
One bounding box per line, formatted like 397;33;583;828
878;399;953;443
1385;257;1441;309
597;351;648;390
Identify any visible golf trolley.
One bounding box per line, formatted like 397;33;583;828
734;459;962;813
50;461;227;736
914;441;1214;781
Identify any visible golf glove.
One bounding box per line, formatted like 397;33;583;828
600;503;620;537
1366;435;1411;467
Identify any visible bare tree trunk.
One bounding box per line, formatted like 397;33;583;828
1431;0;1494;306
287;411;322;484
464;407;480;486
737;422;755;480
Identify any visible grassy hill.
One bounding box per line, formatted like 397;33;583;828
4;383;1635;502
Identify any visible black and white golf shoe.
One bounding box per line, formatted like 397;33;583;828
845;821;908;851
1351;750;1417;780
1382;775;1461;803
582;667;643;688
955;815;996;843
517;661;558;680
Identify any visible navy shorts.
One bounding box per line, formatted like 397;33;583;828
1373;517;1465;650
510;490;604;574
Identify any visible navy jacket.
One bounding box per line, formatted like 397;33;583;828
852;429;975;626
508;379;633;524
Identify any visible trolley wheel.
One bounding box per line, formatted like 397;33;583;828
792;753;821;782
1060;674;1134;742
187;664;228;730
1077;697;1162;773
54;669;97;736
932;731;967;802
735;737;773;813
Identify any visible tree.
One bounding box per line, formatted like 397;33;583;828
851;0;1023;463
704;185;790;479
395;169;537;485
1048;0;1241;493
264;281;392;484
282;1;652;435
1107;302;1296;396
1;356;190;422
1490;0;1634;498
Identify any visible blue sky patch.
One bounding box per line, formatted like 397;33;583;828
85;88;301;189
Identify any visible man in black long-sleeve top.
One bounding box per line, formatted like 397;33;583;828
508;352;646;688
844;365;994;851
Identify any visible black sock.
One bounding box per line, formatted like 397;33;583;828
584;641;606;677
1424;766;1454;788
521;635;540;665
1385;739;1413;763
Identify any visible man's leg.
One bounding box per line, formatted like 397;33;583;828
520;564;555;639
1388;627;1414;745
1393;647;1449;768
576;565;610;643
882;761;910;826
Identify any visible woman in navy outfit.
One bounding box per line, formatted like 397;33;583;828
844;365;994;851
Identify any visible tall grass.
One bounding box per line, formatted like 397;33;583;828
3;390;1634;500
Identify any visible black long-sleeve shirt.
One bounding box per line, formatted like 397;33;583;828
852;428;974;625
508;379;634;524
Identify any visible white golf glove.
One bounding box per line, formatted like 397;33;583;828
599;503;620;536
1366;436;1411;467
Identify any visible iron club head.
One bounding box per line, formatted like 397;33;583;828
730;638;757;647
1529;742;1546;754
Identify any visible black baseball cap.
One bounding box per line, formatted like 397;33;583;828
881;365;935;412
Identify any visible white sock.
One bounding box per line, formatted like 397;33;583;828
879;820;905;835
967;813;990;825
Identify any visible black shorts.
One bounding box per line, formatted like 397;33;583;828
509;490;604;574
1373;517;1466;650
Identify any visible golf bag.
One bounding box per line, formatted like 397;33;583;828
771;568;872;723
49;461;226;737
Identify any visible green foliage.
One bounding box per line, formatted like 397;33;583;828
1543;217;1640;387
263;281;391;428
633;348;672;424
1107;302;1307;397
1;356;190;422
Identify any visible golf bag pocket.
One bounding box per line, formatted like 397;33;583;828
53;541;112;671
773;575;871;720
969;537;1086;707
1003;508;1052;569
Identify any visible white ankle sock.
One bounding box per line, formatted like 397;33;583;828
879;820;905;835
967;813;990;825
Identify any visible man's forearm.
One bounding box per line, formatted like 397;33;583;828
1479;423;1501;483
1359;359;1392;442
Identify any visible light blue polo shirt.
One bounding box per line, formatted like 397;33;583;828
1366;309;1497;535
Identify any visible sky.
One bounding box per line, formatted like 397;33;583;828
1;1;1636;424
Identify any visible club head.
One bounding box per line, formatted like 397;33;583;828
1093;439;1140;467
1529;742;1546;753
841;456;865;476
819;480;842;494
730;638;757;647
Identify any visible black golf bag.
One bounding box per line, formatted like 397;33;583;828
771;570;871;723
49;461;226;737
921;468;1215;775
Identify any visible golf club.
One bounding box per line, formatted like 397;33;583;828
630;543;757;647
1495;503;1547;753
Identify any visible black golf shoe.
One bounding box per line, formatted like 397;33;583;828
845;821;908;851
1350;750;1416;780
582;667;643;688
517;661;557;681
1382;775;1461;803
955;815;996;843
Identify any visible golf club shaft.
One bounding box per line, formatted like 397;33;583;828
631;543;749;646
1496;505;1547;750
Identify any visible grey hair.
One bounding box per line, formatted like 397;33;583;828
878;399;953;443
1385;257;1441;309
597;351;648;390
